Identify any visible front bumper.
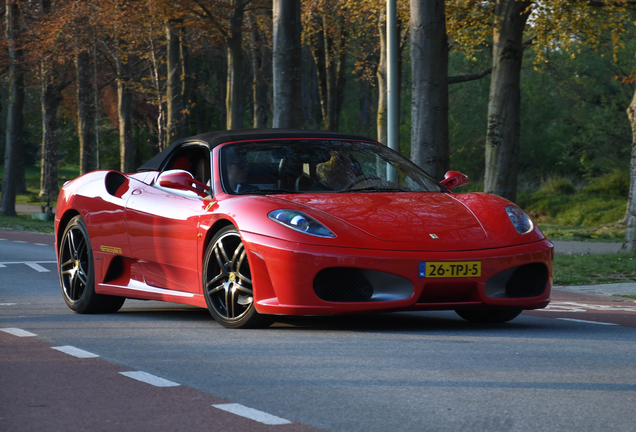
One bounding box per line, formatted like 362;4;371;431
242;232;553;316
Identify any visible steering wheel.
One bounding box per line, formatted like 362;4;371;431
343;174;381;191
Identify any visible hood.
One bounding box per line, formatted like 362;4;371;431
272;192;486;243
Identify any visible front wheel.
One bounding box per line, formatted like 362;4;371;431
58;215;125;314
455;308;522;324
202;226;272;329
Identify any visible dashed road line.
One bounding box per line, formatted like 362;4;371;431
1;328;37;337
119;371;180;387
52;346;100;358
0;261;57;272
13;241;26;244
0;303;17;306
33;243;47;246
24;262;51;272
213;403;292;425
557;318;618;326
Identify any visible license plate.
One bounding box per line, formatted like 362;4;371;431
419;261;481;278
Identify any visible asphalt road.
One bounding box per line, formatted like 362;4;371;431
1;233;636;432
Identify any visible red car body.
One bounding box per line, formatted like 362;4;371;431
55;129;553;328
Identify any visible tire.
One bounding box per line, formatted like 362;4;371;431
58;215;125;314
202;226;272;329
455;308;522;324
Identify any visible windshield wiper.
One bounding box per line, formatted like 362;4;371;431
341;186;406;193
236;188;295;195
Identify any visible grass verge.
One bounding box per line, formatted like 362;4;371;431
539;224;625;242
0;214;55;234
554;252;636;286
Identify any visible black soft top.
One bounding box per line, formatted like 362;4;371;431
137;128;375;172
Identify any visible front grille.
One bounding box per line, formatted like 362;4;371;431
314;268;374;302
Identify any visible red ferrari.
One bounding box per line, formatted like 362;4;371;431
55;129;553;328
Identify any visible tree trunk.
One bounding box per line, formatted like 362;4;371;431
226;1;244;130
483;0;531;202
409;0;449;181
1;0;24;216
166;20;187;143
301;45;318;129
148;19;165;150
248;12;269;129
39;61;61;203
116;46;134;173
310;26;328;129
377;9;387;145
309;7;348;132
624;89;636;252
180;27;191;136
76;50;96;175
272;0;302;129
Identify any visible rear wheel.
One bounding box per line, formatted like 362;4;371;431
455;308;522;324
59;215;125;313
202;226;272;329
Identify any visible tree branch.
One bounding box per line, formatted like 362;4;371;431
448;68;492;84
191;0;228;39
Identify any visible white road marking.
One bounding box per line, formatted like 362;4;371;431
540;302;636;313
24;262;50;272
0;261;57;272
557;318;618;326
1;328;37;337
0;303;17;306
52;346;99;358
13;241;26;244
119;371;180;387
34;243;48;246
213;403;292;425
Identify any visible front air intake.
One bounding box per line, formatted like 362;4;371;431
313;268;374;302
505;263;548;298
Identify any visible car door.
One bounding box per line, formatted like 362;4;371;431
125;145;210;294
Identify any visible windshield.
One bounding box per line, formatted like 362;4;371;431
219;140;444;194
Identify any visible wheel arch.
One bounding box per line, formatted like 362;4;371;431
202;219;236;256
56;209;81;253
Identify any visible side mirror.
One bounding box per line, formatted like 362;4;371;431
440;170;469;191
157;170;210;198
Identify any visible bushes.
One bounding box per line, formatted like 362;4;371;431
517;169;628;227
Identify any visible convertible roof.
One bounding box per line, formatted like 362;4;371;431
137;128;375;172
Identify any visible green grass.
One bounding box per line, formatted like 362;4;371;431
538;224;625;242
0;164;80;208
0;214;54;234
554;252;636;286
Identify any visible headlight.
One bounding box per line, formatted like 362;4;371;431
505;206;534;235
268;209;336;238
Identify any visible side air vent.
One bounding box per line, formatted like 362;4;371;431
105;172;127;197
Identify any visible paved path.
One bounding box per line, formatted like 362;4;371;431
551;240;624;255
15;204;56;215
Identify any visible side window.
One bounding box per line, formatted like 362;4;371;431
165;146;211;186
